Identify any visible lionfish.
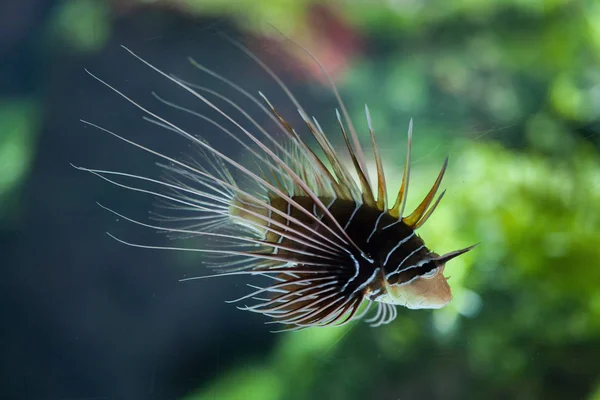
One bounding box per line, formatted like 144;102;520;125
75;34;477;332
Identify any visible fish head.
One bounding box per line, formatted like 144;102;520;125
382;243;478;310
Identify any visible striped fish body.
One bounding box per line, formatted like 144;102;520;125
77;34;477;331
229;186;461;328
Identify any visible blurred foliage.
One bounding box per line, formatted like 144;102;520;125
47;0;111;52
190;328;348;400
0;99;39;226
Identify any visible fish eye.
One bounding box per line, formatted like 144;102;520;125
420;261;439;278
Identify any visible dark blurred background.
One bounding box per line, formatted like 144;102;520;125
1;1;600;399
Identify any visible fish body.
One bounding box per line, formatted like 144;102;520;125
76;35;476;331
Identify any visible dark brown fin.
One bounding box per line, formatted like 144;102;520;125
403;157;448;228
365;105;388;211
288;295;362;328
389;120;413;218
336;109;378;207
240;270;365;332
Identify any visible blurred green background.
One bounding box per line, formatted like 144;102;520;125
1;0;599;399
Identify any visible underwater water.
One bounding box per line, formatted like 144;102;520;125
1;1;600;399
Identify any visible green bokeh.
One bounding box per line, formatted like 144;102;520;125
48;0;111;52
0;99;39;225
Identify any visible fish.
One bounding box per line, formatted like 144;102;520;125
74;34;477;332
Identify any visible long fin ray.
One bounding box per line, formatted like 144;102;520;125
185;57;336;189
87;58;357;256
296;108;361;201
389;119;413;218
264;26;372;188
403;156;448;227
365;104;387;211
335;109;377;207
